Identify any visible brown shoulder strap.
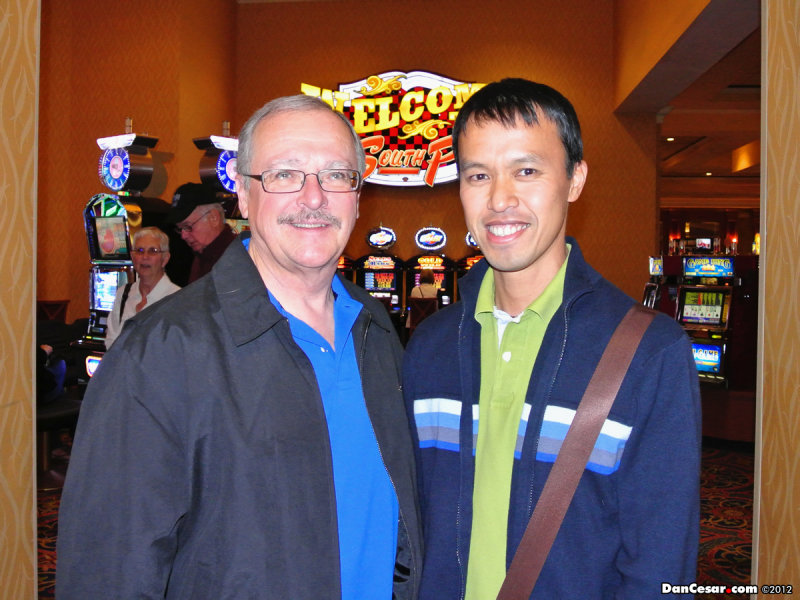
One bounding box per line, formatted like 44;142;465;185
496;304;656;600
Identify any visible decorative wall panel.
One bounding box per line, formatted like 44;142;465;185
0;0;38;597
756;0;800;587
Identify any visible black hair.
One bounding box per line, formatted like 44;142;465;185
452;78;583;178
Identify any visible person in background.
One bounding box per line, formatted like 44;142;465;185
168;182;237;284
57;94;422;599
403;78;701;599
37;343;66;404
406;269;440;331
104;226;180;349
410;269;438;299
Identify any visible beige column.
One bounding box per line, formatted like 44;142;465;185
753;0;800;590
0;0;39;598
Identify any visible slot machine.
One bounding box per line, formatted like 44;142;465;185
72;130;169;381
676;283;732;385
456;232;484;297
405;226;456;306
675;255;759;388
354;226;404;312
337;255;356;283
193;127;245;227
642;255;681;318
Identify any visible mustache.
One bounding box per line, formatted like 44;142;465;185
278;209;341;229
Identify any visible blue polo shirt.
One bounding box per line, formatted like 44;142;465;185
268;277;398;600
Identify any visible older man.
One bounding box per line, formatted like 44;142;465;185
168;182;237;283
104;226;180;348
57;96;422;599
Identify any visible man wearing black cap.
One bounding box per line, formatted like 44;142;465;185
168;182;237;283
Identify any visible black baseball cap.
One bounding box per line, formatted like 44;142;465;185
167;183;219;223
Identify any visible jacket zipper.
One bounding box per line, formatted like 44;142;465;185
358;310;418;595
456;301;469;600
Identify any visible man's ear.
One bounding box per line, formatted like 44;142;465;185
236;176;250;219
568;160;587;204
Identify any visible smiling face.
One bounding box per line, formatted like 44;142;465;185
458;114;587;289
236;108;360;282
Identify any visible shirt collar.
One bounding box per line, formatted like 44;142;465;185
474;244;572;324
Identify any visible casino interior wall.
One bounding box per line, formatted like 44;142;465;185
37;0;668;323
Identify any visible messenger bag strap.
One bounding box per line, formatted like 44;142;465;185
496;304;656;600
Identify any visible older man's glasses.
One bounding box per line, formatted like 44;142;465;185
242;169;361;194
175;210;213;234
133;247;166;256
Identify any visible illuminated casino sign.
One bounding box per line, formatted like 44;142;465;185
691;343;722;373
466;232;480;249
649;256;663;277
683;257;734;278
465;255;483;270
415;226;447;251
215;151;237;193
364;255;397;270
417;255;445;270
366;226;397;250
96;132;158;193
99;148;131;191
301;71;485;187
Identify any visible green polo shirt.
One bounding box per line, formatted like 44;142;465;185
465;248;570;600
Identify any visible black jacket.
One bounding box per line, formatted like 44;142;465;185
57;235;422;599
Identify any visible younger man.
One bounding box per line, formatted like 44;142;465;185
404;78;700;599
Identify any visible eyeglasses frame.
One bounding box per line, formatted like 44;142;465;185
174;209;214;234
241;168;362;194
132;247;168;256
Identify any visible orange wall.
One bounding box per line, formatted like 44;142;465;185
235;0;656;299
39;0;657;322
38;0;235;323
614;0;710;107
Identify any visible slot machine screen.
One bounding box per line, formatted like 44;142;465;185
363;271;397;293
695;238;712;251
648;256;663;277
691;341;723;374
91;269;127;312
678;288;729;327
94;216;129;259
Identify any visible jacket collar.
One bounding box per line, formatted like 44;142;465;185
211;233;392;346
211;233;284;346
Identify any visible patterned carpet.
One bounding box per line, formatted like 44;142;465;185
695;438;754;599
38;488;60;599
37;438;754;598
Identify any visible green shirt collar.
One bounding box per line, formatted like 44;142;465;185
475;244;571;323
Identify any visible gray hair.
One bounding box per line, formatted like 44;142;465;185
205;202;226;220
132;226;170;252
236;95;366;190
